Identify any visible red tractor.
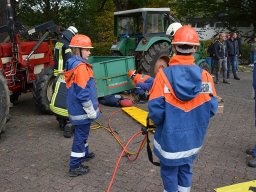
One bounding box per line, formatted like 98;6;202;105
0;0;56;134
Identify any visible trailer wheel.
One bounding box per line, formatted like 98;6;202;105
32;66;54;114
138;42;170;77
0;73;9;134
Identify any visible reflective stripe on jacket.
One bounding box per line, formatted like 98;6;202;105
49;74;68;117
54;39;72;76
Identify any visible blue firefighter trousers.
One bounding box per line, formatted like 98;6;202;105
161;163;192;192
69;123;91;170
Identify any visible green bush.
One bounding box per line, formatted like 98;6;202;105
91;42;113;56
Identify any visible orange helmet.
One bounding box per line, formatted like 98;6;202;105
172;25;200;46
128;70;136;79
69;34;93;48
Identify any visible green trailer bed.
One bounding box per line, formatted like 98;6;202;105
88;56;135;97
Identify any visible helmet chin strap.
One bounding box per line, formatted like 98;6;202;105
80;48;83;58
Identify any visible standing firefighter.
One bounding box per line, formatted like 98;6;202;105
50;26;78;137
166;22;182;57
64;34;100;177
54;26;78;76
166;22;182;38
148;26;218;192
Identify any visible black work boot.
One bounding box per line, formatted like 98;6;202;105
82;152;95;162
248;158;256;168
69;165;90;177
63;124;73;138
234;76;240;80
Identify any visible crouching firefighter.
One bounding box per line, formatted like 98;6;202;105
50;26;78;137
64;34;100;177
128;70;154;102
147;26;218;192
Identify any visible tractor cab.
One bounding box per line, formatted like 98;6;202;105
114;8;171;39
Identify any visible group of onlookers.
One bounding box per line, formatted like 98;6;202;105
208;32;241;84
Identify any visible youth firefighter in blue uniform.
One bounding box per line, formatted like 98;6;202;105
148;26;218;192
64;34;100;177
128;70;154;101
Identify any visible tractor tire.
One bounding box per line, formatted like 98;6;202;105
138;42;170;77
32;66;54;114
199;62;211;73
0;73;10;134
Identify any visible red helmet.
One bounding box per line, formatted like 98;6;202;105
120;99;133;107
70;34;93;48
172;25;200;46
128;70;136;79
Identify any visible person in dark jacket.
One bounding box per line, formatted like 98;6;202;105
207;37;217;74
64;34;100;177
54;26;78;76
213;33;230;84
148;25;218;192
246;62;256;167
51;26;78;138
226;32;240;80
250;37;256;65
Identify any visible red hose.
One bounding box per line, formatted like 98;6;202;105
106;130;145;192
108;109;141;159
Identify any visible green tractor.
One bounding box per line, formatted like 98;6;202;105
111;8;174;76
111;8;212;76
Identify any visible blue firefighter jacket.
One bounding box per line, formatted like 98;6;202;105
64;55;100;125
148;55;218;166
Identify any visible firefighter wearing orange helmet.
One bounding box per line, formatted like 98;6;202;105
128;70;154;101
64;34;100;177
148;26;218;192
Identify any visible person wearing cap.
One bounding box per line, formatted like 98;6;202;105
148;25;218;192
64;34;100;177
54;26;78;76
128;70;154;102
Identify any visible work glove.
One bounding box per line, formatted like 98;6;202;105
83;102;97;119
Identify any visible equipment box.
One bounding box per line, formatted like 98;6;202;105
88;56;135;98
